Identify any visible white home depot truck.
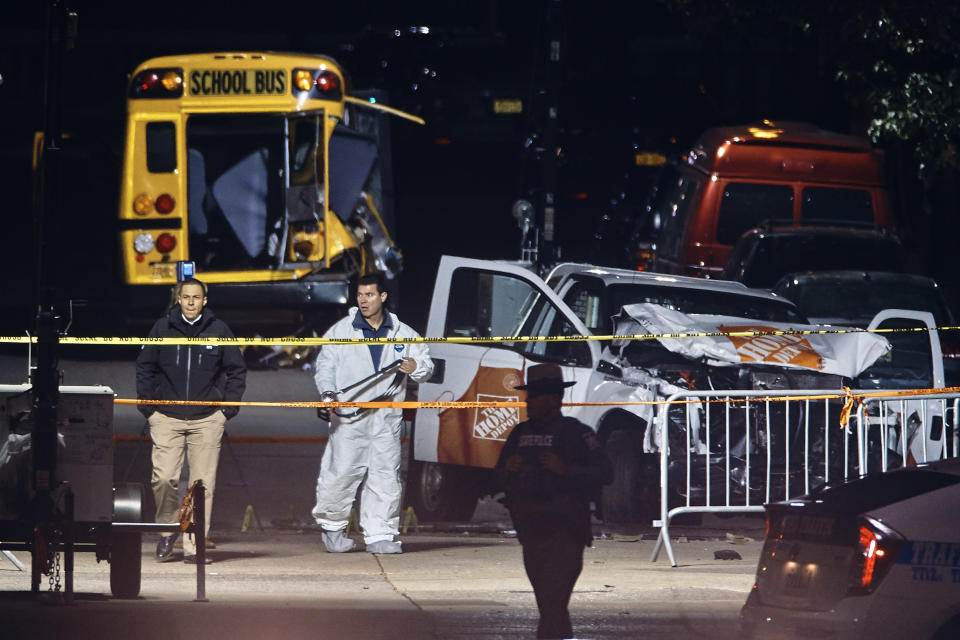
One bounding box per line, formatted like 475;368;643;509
403;256;949;523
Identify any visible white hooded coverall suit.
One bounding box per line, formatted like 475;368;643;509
312;307;433;543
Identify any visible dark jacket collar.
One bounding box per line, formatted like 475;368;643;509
352;309;394;332
167;306;216;335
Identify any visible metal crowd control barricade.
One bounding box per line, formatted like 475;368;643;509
650;388;960;567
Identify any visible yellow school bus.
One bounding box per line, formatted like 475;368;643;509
119;51;421;332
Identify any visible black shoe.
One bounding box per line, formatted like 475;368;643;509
183;554;212;565
156;535;177;562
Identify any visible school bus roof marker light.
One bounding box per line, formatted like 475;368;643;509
130;68;184;98
293;70;314;91
161;71;182;92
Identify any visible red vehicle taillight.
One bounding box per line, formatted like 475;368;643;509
138;72;160;93
939;331;960;359
155;193;175;214
315;70;339;93
633;248;655;271
848;517;904;594
156;233;177;254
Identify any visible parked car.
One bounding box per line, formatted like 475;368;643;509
773;270;960;386
404;256;940;524
648;120;897;278
740;456;960;640
722;224;914;289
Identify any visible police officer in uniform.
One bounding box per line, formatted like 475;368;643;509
496;363;613;639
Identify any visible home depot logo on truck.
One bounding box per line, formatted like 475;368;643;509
650;120;897;278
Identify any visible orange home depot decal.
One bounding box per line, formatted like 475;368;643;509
473;394;521;440
437;361;527;468
719;325;824;370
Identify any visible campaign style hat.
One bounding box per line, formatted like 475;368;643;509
514;363;576;392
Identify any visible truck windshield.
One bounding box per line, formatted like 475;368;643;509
738;234;907;288
608;284;805;324
787;280;951;327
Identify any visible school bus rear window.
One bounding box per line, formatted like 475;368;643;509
146;122;176;173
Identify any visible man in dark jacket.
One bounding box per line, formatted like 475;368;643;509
136;278;246;564
496;363;613;639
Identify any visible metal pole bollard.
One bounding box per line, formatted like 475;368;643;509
192;480;207;602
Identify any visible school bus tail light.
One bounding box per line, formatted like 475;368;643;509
155;193;176;214
156;233;177;254
133;193;153;215
133;233;154;254
130;68;184;99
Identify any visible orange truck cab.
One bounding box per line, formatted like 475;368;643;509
649;120;897;278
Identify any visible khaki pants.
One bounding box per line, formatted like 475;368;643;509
149;410;225;556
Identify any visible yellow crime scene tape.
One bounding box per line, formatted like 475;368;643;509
0;323;958;346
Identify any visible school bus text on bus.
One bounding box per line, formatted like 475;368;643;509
188;69;287;96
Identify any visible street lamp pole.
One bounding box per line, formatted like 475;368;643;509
33;0;76;500
538;0;562;270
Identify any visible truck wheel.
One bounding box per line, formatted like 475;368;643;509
406;461;478;522
111;483;143;599
600;430;645;523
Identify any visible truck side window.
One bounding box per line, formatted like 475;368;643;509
716;183;793;245
444;267;591;367
801;187;873;224
444;268;536;342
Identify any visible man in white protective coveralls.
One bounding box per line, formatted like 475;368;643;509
312;272;433;554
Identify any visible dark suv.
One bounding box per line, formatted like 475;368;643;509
721;223;914;289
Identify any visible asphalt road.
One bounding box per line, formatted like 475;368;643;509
0;530;763;640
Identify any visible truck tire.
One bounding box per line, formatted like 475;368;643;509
111;483;143;599
406;461;478;522
600;430;645;523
